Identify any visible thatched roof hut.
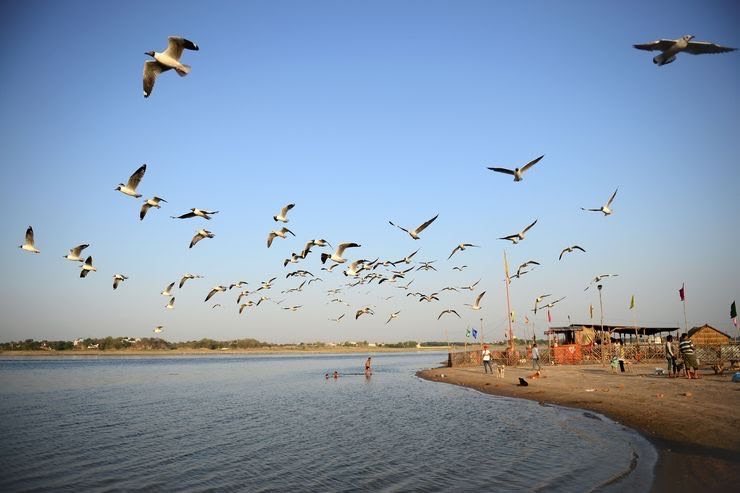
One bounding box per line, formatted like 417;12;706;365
687;324;731;345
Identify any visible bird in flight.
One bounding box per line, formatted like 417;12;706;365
386;311;401;324
80;256;97;278
633;35;736;66
112;274;128;290
63;243;89;261
153;326;164;334
161;282;175;297
143;36;199;98
448;243;480;260
171;208;219;220
267;227;295;248
389;214;439;240
465;291;486;311
190;229;215;248
499;219;538;244
115;164;146;198
205;285;227;302
274;203;295;223
179;273;203;289
559;245;586;260
329;314;345;322
165;297;176;310
437;309;461;320
140;196;167;221
355;307;374;319
321;242;361;264
582;188;618;216
487;155;544;182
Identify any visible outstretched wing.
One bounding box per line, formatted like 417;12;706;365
487;167;515;176
164;36;199;61
414;214;439;235
126;164;147;190
140;203;151;220
633;39;676;52
606;188;618;207
281;203;295;216
520;154;545;173
683;41;737;55
143;61;167;98
522;219;538;234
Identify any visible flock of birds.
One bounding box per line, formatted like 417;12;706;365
17;32;736;339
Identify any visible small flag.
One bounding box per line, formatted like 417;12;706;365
472;328;478;339
547;310;552;323
629;295;635;310
731;301;737;328
679;283;685;302
466;328;471;338
589;304;594;319
510;311;515;323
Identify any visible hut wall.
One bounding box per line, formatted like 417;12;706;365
690;327;730;346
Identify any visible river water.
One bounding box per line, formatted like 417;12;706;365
0;352;656;492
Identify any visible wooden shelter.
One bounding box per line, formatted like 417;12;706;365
687;324;731;345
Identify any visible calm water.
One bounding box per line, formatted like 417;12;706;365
0;353;656;492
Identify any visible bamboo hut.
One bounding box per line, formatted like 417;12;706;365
687;324;731;346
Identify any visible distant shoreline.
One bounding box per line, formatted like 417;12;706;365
0;347;447;357
417;363;740;492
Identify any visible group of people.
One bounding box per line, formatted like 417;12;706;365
481;344;542;374
665;334;700;379
325;357;373;379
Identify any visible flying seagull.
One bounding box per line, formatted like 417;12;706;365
386;311;401;324
18;226;40;253
153;326;164;334
516;260;540;276
437;309;461;320
267;227;295;248
448;243;480;260
559;245;586;260
63;243;89;261
115;164;146;198
582;188;618;216
112;274;128;290
633;35;736;66
533;294;551;314
389;214;439;240
329;314;345;322
161;282;176;297
355;307;375;319
165;297;176;310
205;285;227;302
460;279;481;291
171;208;219;220
465;291;486;311
140;196;167;220
143;36;199;98
179;273;203;289
80;256;96;278
499;219;538;244
274;203;295;223
393;248;420;265
487;155;544;182
190;229;215;248
452;265;468;271
320;242;361;264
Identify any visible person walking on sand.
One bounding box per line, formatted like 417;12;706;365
531;342;541;371
665;335;677;377
364;357;372;376
482;345;493;374
679;333;700;379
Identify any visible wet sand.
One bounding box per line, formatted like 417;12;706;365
417;363;740;492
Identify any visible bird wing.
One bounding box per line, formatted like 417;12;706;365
559;248;567;260
267;232;277;248
113;278;120;289
205;289;217;302
140;203;151;220
164;36;199;61
606;188;618;207
143;61;168;98
475;291;486;306
126;164;147;190
683;41;736;55
71;244;89;256
414;214;439;235
190;232;204;248
336;242;360;256
389;220;409;234
25;226;35;245
581;207;601;212
172;211;197;219
520;155;545;173
282;227;295;236
573;245;586;252
280;203;295;216
633;39;676;52
448;245;461;260
84;256;94;267
522;219;538;234
487;167;515;176
499;234;518;241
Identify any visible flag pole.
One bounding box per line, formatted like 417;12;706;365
503;251;514;356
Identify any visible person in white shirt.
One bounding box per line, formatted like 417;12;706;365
531;342;541;370
482;345;493;374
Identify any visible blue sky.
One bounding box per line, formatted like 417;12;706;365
1;1;738;344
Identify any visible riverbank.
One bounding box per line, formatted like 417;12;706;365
0;347;446;357
417;363;740;492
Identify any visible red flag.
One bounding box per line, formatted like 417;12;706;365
678;283;685;302
547;309;552;323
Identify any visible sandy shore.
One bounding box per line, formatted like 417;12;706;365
417;363;740;492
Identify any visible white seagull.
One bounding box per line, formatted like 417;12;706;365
437;309;461;320
179;273;203;289
165;297;176;310
634;35;736;66
274;203;295;223
355;307;375;319
329;314;345;322
389;214;439;240
153;326;164;334
205;285;227;302
115;164;146;198
582;188;618;216
386;311;401;324
160;282;175;297
80;256;96;278
499;219;537;244
143;36;199;98
487;155;544;182
190;229;215;248
112;274;128;290
63;243;89;261
559;245;586;260
448;243;479;260
320;242;361;264
171;208;219;220
267;227;295;248
465;291;486;311
140;196;167;220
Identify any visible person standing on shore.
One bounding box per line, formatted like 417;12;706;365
364;357;372;376
531;342;541;371
665;335;677;377
482;345;493;374
679;334;700;379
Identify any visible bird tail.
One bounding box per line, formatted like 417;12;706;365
176;64;191;76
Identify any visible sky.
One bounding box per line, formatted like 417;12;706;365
0;1;738;344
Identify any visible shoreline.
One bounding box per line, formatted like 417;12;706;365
417;363;740;492
0;347;446;357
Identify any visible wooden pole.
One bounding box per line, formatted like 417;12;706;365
504;251;514;354
598;284;606;366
